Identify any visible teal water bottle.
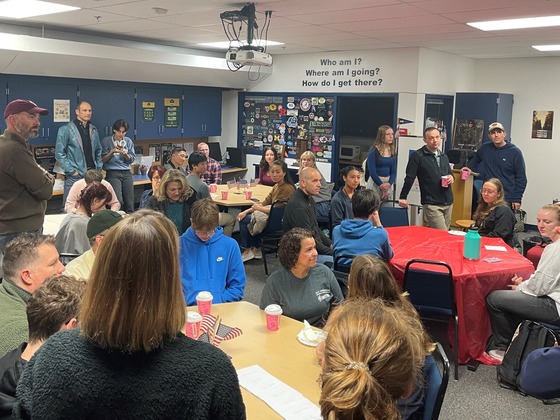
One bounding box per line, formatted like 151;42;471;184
463;226;481;260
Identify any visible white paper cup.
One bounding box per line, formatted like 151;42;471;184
196;291;213;315
186;311;203;339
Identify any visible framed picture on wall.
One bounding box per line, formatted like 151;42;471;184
272;143;286;160
452;119;484;150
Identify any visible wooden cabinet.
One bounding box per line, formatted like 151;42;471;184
6;77;78;146
183;87;222;137
78;82;135;138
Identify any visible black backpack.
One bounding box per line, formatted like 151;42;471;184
497;320;560;393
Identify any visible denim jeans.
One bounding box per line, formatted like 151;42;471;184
106;169;135;213
239;214;260;249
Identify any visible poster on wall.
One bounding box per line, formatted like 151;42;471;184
241;95;284;154
452;119;484;150
532;110;553;140
53;99;70;123
287;96;335;162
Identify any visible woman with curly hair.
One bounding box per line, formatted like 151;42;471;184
55;181;112;257
259;227;344;327
319;299;429;420
473;178;515;246
258;146;280;186
145;169;197;234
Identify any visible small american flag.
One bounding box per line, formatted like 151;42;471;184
198;314;243;346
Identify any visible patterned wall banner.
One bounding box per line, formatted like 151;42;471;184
288;96;335;162
240;94;335;162
241;96;284;153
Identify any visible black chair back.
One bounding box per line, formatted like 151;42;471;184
404;258;459;380
261;200;288;275
423;342;450;420
333;254;353;273
379;200;409;227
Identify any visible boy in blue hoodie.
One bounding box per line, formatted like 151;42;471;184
332;189;393;267
179;198;245;306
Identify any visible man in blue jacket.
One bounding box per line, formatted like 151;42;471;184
55;101;102;211
179;198;245;306
463;122;527;209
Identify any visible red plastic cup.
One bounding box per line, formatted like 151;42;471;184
441;176;449;187
185;311;202;339
221;190;229;200
209;184;218;193
245;190;253;200
264;304;283;331
196;291;213;315
461;169;469;180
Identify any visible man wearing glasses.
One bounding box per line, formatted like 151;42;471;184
179;199;245;306
462;122;527;210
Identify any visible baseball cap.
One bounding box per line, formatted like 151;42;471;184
87;210;123;239
488;122;505;132
4;99;49;119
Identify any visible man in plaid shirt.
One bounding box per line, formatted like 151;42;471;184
197;142;222;185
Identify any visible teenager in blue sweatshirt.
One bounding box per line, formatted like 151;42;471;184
179;198;245;306
333;189;393;267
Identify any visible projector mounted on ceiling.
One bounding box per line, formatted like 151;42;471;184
226;48;272;67
220;3;273;71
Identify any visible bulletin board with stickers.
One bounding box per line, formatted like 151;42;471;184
287;96;335;162
240;94;335;163
241;95;285;154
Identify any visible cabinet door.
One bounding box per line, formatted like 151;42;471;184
79;83;135;139
183;88;222;137
136;87;182;140
7;77;78;146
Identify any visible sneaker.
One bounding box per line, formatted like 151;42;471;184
488;349;505;362
479;351;502;366
242;250;255;263
252;249;262;260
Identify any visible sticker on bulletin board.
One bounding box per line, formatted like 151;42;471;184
142;101;155;122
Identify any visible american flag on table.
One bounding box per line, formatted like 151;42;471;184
198;314;243;346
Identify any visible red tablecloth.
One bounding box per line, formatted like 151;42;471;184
386;226;535;364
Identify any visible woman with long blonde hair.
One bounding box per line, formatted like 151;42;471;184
15;210;245;419
366;125;396;201
473;177;516;246
145;168;197;234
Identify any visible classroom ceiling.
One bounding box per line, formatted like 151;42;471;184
4;0;560;59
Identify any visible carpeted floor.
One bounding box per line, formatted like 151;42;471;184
241;250;559;420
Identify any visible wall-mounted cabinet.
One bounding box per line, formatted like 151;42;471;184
78;83;136;138
6;77;78;146
135;87;183;140
183;88;222;137
455;93;514;143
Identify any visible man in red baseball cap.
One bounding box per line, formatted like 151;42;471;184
0;99;54;276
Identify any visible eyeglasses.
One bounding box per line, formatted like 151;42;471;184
194;229;215;237
480;189;497;195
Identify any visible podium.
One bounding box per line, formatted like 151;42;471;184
450;169;473;229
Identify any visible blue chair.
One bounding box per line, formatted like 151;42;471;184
333;254;353;274
379;200;409;227
403;259;459;380
423;342;450;420
260;200;287;275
